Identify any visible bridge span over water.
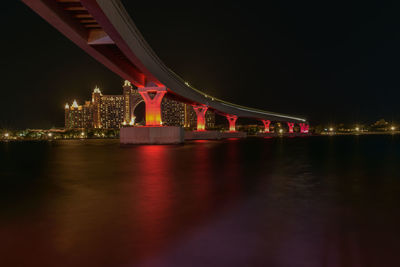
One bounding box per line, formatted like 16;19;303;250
23;0;308;135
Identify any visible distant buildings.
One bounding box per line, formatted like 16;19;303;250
65;81;215;129
64;100;93;129
315;118;397;134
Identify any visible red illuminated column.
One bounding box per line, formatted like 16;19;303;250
287;122;294;133
299;123;304;133
226;115;238;132
304;124;309;133
299;123;309;133
138;86;167;126
192;105;208;131
262;120;271;133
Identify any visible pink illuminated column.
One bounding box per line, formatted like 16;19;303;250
287;122;294;133
262;120;271;133
304;124;309;133
226;115;238;132
192;105;208;131
138;86;167;126
299;123;309;133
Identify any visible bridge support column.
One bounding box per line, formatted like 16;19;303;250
192;105;208;131
287;122;294;133
138;86;167;126
299;123;309;134
262;120;271;133
226;115;238;132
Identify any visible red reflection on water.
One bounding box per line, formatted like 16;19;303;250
192;140;209;143
124;142;245;265
223;141;241;200
133;145;173;260
191;143;213;213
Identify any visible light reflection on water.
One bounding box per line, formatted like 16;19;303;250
1;136;400;266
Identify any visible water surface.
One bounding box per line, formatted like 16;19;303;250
1;136;400;267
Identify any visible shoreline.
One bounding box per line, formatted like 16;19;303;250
2;131;400;142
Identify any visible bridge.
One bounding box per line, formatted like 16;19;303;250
22;0;309;143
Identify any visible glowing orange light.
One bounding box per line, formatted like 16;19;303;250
193;105;208;131
139;87;167;126
129;117;136;126
226;115;238;132
262;120;271;133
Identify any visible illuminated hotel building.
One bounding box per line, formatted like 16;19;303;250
64;81;215;129
99;95;124;128
161;98;186;126
65;100;92;129
92;87;102;128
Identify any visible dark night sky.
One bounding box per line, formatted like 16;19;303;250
2;0;400;129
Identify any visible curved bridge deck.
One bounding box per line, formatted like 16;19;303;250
22;0;306;123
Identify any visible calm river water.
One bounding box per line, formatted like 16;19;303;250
1;136;400;267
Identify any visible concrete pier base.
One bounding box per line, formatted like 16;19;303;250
185;131;247;140
256;132;278;137
120;126;184;145
185;131;221;140
220;131;247;139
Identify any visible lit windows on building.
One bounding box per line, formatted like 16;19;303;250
64;80;215;130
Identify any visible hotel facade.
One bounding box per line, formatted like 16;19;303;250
65;81;215;129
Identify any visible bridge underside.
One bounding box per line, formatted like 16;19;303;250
22;0;307;123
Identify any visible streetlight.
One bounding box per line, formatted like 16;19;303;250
129;117;136;126
391;126;396;131
355;127;360;131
